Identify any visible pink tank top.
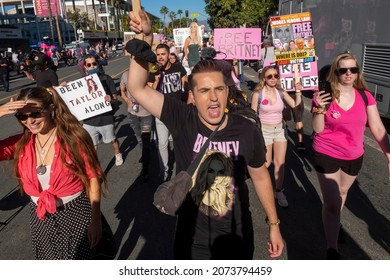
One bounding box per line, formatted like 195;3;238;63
258;88;284;124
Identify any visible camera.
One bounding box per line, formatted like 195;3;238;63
132;103;139;113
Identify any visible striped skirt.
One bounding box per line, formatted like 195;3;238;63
29;191;92;260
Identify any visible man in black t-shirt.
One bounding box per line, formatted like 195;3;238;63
126;9;284;260
82;54;123;166
22;53;59;88
153;43;188;181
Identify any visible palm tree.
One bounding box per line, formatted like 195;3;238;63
160;6;169;36
91;0;97;29
177;9;183;28
169;11;176;30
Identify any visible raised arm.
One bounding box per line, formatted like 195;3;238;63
127;9;164;119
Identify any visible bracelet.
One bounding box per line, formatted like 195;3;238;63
312;107;327;114
295;90;301;93
266;218;280;226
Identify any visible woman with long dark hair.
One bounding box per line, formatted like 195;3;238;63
0;87;107;259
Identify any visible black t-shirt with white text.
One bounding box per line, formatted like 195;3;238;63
157;63;187;101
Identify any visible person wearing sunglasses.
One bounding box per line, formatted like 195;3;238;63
82;54;123;166
312;53;390;259
251;66;302;208
0;87;107;259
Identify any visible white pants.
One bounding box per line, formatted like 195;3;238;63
155;118;172;175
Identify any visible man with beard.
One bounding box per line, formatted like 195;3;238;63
153;43;188;181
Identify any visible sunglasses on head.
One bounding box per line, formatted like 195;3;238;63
266;74;279;80
86;62;98;67
336;67;359;75
15;109;45;121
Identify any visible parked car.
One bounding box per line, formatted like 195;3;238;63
116;42;123;50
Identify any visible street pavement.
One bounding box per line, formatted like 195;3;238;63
0;58;389;260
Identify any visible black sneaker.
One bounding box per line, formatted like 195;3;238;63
297;142;306;151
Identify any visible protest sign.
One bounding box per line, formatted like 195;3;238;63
213;28;262;60
270;12;315;66
55;74;112;121
173;27;201;48
279;62;318;91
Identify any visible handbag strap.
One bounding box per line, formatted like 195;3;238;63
187;114;226;176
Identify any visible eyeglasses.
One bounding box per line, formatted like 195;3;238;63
266;74;280;80
336;67;359;75
86;62;98;67
15;109;45;121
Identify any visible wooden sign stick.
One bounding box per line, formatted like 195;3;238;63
132;0;144;40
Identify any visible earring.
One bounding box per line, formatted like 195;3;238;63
51;110;55;119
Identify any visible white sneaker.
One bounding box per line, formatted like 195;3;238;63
275;190;288;207
115;153;123;166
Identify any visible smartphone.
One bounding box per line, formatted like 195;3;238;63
318;80;331;95
318;80;332;109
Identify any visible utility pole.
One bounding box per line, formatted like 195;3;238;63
54;0;63;47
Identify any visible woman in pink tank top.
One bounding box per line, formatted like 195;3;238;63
251;66;302;208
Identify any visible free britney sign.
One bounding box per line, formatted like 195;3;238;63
55;74;112;121
213;28;262;60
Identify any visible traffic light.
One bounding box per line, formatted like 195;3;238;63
185;10;189;17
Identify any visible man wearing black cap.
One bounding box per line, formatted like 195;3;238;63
22;53;59;88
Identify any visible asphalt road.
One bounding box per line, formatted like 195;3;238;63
0;57;389;260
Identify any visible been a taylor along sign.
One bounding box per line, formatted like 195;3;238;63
55;74;112;121
213;28;262;60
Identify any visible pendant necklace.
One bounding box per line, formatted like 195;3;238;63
36;128;56;155
36;130;56;175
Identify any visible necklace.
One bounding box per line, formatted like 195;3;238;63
36;129;56;175
36;129;56;155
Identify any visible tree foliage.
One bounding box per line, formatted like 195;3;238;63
205;0;278;29
67;9;93;30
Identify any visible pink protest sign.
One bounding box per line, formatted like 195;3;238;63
214;28;262;60
279;61;318;91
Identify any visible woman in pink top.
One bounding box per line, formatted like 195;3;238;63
251;66;302;208
0;87;107;259
312;53;390;259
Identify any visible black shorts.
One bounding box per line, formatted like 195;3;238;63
313;151;364;176
282;95;304;122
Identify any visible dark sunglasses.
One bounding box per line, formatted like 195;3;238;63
86;62;98;67
336;67;359;75
266;74;280;80
15;109;45;121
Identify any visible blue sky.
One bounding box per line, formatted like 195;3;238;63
141;0;208;21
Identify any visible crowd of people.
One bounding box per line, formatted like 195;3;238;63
0;9;389;261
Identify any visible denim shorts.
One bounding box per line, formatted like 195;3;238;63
261;122;287;146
